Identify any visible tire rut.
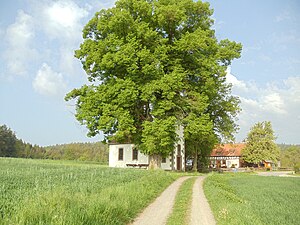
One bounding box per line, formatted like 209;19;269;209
131;176;191;225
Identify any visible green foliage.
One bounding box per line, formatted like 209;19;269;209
0;124;17;157
166;177;196;225
66;0;242;161
140;117;177;156
280;145;300;172
44;142;108;163
0;158;179;225
243;121;280;164
0;124;49;159
204;174;300;225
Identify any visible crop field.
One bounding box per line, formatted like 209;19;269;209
0;158;179;225
204;173;300;225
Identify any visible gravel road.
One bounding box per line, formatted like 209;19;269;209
190;176;216;225
131;176;191;225
131;176;216;225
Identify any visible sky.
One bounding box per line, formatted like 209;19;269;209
0;0;299;146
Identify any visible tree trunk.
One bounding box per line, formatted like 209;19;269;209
149;154;162;170
192;150;198;172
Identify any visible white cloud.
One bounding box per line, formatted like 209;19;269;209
262;92;286;114
228;70;300;143
42;0;88;41
6;11;34;47
226;67;248;91
25;0;92;78
33;63;67;96
283;77;300;102
59;47;78;76
3;10;37;76
47;2;84;28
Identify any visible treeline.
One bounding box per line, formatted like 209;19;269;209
279;144;300;172
0;124;47;158
0;124;108;163
44;142;108;163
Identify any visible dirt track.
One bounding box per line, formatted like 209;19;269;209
131;176;191;225
131;176;216;225
190;176;216;225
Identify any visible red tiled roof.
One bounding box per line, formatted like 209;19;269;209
210;143;246;157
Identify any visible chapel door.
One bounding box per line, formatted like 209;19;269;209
177;156;181;171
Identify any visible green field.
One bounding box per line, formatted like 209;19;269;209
204;173;300;225
3;158;299;225
0;158;179;225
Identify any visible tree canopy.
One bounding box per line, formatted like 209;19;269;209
243;121;280;165
66;0;242;167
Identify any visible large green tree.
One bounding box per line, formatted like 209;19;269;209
66;0;242;169
243;121;280;166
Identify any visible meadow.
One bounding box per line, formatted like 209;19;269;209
0;158;179;225
204;173;300;225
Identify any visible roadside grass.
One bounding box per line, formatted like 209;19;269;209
0;157;180;225
166;177;196;225
204;173;300;225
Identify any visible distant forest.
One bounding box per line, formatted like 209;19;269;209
0;124;108;163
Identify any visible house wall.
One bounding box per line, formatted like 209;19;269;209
161;156;172;170
179;125;185;171
170;125;185;171
108;126;185;171
226;159;240;168
109;144;149;168
210;157;241;168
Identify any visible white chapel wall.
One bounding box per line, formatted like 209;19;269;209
109;125;185;170
109;143;149;168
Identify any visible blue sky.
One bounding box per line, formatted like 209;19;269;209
0;0;299;146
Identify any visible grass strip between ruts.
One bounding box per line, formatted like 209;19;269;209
166;176;197;225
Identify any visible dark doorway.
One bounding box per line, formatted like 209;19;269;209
177;156;182;171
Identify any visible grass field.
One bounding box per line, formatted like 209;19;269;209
204;173;300;225
0;157;180;225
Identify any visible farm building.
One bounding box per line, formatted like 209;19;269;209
109;126;185;171
209;143;246;168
